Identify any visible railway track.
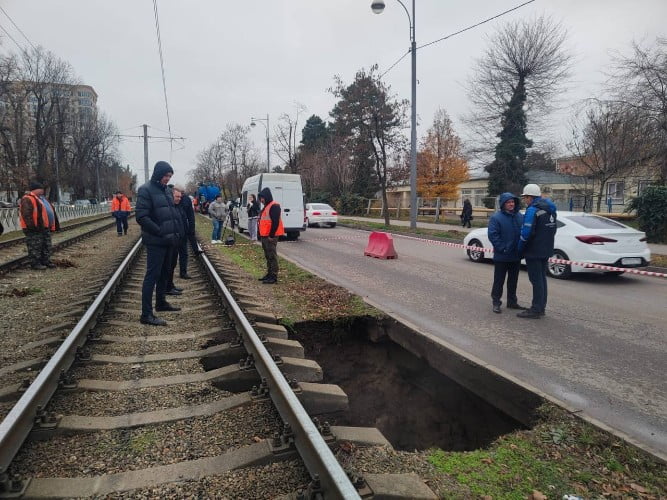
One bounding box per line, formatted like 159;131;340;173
0;215;127;274
0;232;435;498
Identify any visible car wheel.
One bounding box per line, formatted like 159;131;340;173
548;250;572;279
329;222;337;228
286;231;299;241
305;218;311;228
466;239;485;262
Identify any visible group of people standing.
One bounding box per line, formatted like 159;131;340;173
135;161;197;326
488;183;557;319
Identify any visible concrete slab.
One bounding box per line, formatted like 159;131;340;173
37;322;75;334
0;358;45;377
91;342;236;364
22;441;282;498
297;382;348;414
364;473;437;499
253;322;288;339
244;307;277;324
57;393;251;433
98;327;230;343
0;383;21;401
332;426;391;447
21;336;62;351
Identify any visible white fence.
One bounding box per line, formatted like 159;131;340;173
0;204;109;233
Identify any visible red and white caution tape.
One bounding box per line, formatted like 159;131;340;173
210;231;667;279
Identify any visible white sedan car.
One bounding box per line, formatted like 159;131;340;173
305;203;338;228
463;211;651;279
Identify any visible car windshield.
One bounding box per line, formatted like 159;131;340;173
565;215;627;229
310;204;332;210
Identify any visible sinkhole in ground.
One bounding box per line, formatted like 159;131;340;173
290;318;529;452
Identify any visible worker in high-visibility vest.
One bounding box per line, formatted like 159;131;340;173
257;187;284;284
19;180;60;269
111;190;132;236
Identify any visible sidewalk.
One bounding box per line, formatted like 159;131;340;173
341;216;667;255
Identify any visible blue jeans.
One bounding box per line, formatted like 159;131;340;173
141;244;172;317
212;219;222;240
526;258;548;313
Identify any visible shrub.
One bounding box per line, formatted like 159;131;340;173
625;186;667;242
333;194;367;215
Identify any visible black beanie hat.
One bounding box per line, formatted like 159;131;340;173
29;181;44;191
151;161;174;182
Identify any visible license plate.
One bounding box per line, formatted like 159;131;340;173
621;257;642;265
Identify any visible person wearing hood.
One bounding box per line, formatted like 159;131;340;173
517;184;558;319
488;192;525;314
257;187;284;284
135;161;182;326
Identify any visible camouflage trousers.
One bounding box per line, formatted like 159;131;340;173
23;230;53;266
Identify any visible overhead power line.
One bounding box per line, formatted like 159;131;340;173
0;5;37;51
0;23;26;53
379;0;536;77
152;0;175;155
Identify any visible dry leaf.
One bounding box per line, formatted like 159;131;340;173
630;483;648;493
481;458;494;464
528;490;547;500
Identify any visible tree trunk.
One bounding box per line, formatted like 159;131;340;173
382;187;390;226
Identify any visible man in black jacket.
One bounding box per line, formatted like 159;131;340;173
135;161;182;326
172;184;196;279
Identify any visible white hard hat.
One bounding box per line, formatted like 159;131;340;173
521;184;541;196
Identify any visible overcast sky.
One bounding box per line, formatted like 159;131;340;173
2;1;665;187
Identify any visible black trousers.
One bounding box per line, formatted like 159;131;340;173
261;236;279;277
167;238;188;289
141;244;173;317
491;260;520;306
115;215;128;234
526;258;548;313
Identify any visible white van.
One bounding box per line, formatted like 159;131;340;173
237;173;305;240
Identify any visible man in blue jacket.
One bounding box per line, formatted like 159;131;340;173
488;192;525;314
517;184;558;319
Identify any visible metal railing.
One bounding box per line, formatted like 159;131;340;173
0;205;110;233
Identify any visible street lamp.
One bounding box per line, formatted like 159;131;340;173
250;114;270;173
372;0;418;229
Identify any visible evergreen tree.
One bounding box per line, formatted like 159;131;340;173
300;115;328;152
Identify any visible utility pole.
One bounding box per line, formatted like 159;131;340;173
143;124;149;184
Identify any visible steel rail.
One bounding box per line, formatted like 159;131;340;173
199;251;360;499
0;214;114;251
0;238;143;473
0;220;122;274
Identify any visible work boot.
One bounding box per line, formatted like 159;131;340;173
140;314;167;326
258;274;269;281
31;263;47;270
180;273;192;279
517;309;542;319
492;304;501;314
155;302;181;312
262;275;277;284
165;288;182;296
506;303;527;310
43;261;57;268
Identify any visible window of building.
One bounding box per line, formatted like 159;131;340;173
606;181;624;203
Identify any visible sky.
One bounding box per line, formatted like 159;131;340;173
1;0;665;188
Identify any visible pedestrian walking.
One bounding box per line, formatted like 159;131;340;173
258;187;284;284
208;194;227;244
135;161;182;326
488;192;526;314
111;190;131;236
517;184;558;319
247;193;260;241
166;186;187;295
19;181;60;269
461;198;473;228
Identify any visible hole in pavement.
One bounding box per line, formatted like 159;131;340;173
290;319;527;452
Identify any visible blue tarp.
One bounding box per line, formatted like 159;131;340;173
197;183;221;202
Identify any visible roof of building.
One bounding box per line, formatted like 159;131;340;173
526;169;587;184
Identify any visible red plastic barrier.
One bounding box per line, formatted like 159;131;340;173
364;231;398;259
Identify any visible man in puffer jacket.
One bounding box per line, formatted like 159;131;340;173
488;192;526;314
135;161;182;326
517;184;558;319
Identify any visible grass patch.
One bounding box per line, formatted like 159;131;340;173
650;253;667;268
129;429;157;454
428;404;666;499
339;218;468;241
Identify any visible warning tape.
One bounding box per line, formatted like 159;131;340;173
210;231;667;279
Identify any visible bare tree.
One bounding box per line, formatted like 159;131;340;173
274;102;306;174
569;101;649;211
609;37;667;183
465;15;572;163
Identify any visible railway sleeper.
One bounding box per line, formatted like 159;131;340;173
11;426;392;499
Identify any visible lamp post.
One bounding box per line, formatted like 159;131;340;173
250;114;270;173
371;0;417;229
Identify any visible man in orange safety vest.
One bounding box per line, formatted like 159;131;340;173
257;187;284;284
19;181;60;270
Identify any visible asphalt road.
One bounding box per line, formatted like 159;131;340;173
277;225;667;458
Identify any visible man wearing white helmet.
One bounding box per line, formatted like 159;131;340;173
517;184;557;319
